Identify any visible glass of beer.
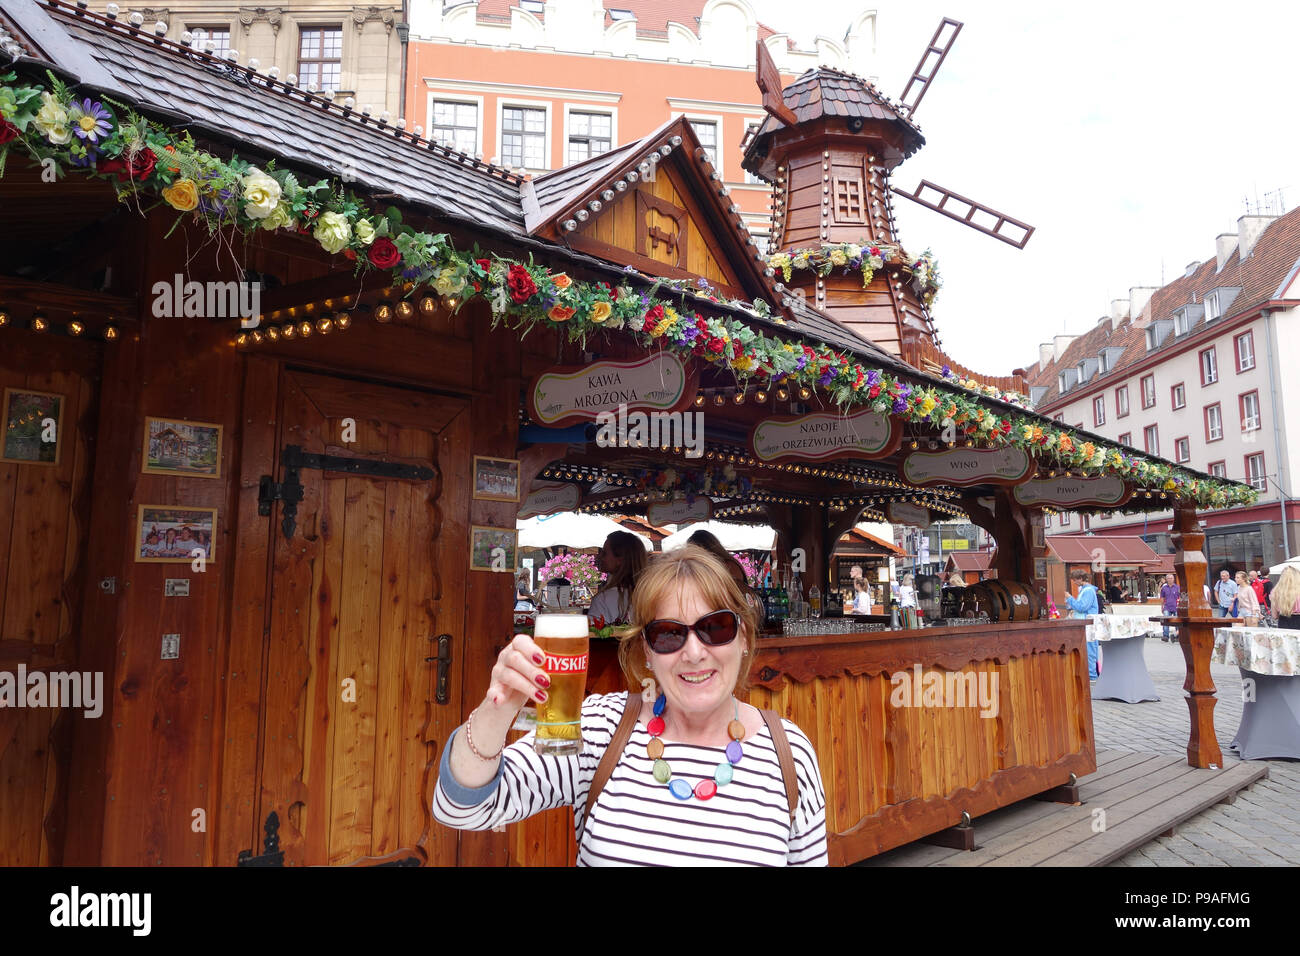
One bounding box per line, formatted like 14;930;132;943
532;613;589;756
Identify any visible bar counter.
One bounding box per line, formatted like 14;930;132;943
508;619;1096;866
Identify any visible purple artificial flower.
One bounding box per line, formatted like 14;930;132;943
940;364;952;378
71;99;113;143
794;354;808;372
866;369;881;387
892;397;908;414
69;146;100;169
819;367;836;386
402;266;422;280
849;256;862;268
898;384;912;400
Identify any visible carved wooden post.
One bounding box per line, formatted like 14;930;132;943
1171;501;1223;768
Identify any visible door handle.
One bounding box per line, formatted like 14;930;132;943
425;634;452;705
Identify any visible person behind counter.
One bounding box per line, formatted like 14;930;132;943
587;531;647;626
852;577;874;614
686;530;749;590
1065;568;1101;680
432;545;829;865
897;572;918;609
1271;567;1300;629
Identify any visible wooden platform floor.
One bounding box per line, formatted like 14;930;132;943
858;749;1270;867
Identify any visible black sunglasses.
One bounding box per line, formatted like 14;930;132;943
643;609;740;655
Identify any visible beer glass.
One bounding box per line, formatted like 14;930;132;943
532;613;589;756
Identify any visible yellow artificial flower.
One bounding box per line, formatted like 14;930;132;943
260;202;293;232
589;301;612;323
313;211;352;254
354;218;376;246
161;179;199;212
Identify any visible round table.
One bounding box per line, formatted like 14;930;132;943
1086;614;1161;704
1214;627;1300;760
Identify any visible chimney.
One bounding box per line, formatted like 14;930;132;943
1052;334;1074;361
1238;214;1276;262
1215;233;1238;272
1038;342;1054;369
1109;298;1129;330
1129;286;1158;321
1184;261;1200;279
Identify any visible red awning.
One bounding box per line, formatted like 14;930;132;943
946;551;994;572
1047;534;1159;568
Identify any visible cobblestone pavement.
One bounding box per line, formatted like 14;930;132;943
1092;636;1300;866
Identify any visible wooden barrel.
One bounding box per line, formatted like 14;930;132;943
969;581;1040;622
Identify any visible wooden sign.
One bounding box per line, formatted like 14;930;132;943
750;408;899;463
887;501;931;528
518;482;581;519
646;497;712;527
902;447;1033;488
1014;475;1132;509
526;353;695;428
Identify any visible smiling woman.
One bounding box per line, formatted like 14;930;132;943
433;546;828;866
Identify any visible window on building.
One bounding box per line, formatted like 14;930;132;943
1093;395;1106;427
1174;310;1190;336
520;0;545;13
1081;514;1091;531
1118;431;1132;447
1204;403;1223;442
743;124;764;184
1200;346;1218;386
502;106;546;169
1115;385;1129;418
1141;374;1156;409
567;111;612;164
1171;382;1186;409
1245;453;1267;491
1209;460;1227;478
1053;413;1065;422
1175;436;1190;463
609;8;635;20
431;100;478;154
749;231;770;255
1059;510;1071;527
1235;330;1255;372
298;26;342;92
1205;290;1221;320
1143;424;1159;456
1207;528;1264;578
691;119;718;166
1240;390;1261;431
189;25;231;56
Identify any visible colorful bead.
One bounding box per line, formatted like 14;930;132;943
668;779;694;800
653;758;672;783
694;779;718;800
647;716;665;736
653;694;667;717
646;737;664;760
714;761;733;785
728;719;746;741
725;740;743;764
647;696;745;804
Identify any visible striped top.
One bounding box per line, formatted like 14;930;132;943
434;692;829;866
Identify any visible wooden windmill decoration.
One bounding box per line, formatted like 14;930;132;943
742;18;1035;374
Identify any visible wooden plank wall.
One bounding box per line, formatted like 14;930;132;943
0;332;99;866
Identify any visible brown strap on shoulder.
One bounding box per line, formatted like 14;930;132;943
760;709;799;824
587;691;642;815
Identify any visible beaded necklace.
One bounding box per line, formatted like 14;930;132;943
645;693;746;801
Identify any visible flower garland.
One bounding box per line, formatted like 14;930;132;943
632;464;753;503
764;241;942;307
938;364;1033;409
0;70;1256;511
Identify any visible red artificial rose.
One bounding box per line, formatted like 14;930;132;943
507;263;538;304
475;258;491;272
99;146;158;182
732;340;743;358
344;249;357;261
710;338;725;354
868;384;882;399
368;237;402;270
644;303;664;325
0;119;19;145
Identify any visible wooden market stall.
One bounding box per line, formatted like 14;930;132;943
0;3;1258;868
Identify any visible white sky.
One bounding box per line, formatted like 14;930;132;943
748;0;1300;376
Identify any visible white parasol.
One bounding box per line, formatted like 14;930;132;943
517;513;652;550
661;520;775;552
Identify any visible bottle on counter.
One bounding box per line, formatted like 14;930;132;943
809;585;822;618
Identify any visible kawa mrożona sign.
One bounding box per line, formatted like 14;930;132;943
750;409;898;462
526;353;694;427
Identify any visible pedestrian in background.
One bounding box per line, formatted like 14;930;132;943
1159;573;1180;642
1271;567;1300;629
1234;570;1260;626
1214;569;1237;618
1065;568;1101;680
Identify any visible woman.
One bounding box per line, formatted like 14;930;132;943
1234;570;1261;626
897;572;917;609
1065;568;1101;680
852;577;873;614
686;529;749;590
433;546;828;865
1271;566;1300;629
586;530;647;626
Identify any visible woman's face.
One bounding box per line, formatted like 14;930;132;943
642;584;745;723
601;540;624;577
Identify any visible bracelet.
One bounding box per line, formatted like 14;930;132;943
464;707;503;761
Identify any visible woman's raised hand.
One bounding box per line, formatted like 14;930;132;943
485;633;552;713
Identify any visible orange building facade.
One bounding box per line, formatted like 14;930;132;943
404;0;881;250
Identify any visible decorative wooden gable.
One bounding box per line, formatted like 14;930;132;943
526;117;776;307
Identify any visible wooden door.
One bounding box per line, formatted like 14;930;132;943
254;369;470;866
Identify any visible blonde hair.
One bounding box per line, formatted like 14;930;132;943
617;545;759;694
1272;567;1300;618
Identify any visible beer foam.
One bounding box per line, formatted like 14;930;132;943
533;613;589;638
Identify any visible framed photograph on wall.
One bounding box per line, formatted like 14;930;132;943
472;456;521;502
1034;557;1048;581
142;417;223;478
1032;522;1045;550
1;387;64;466
470;525;518;572
135;505;218;563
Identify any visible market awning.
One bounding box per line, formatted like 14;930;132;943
833;528;905;557
1047;534;1158;569
947;551;994;573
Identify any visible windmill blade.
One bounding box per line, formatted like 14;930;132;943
898;18;963;117
893;180;1035;249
